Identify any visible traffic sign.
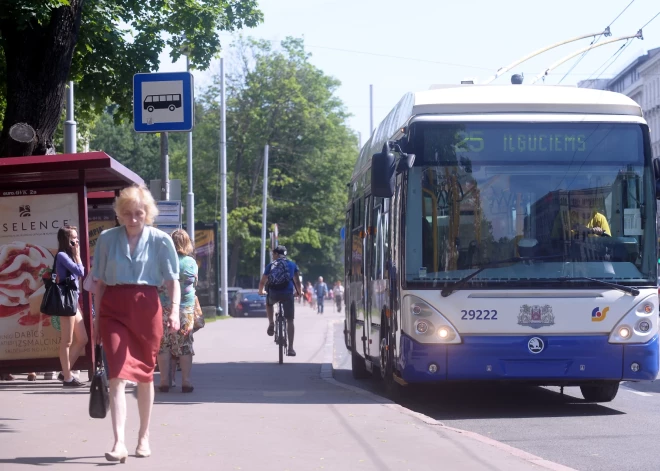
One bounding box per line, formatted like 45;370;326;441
133;72;194;133
155;200;182;224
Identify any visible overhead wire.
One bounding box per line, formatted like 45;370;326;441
582;9;660;87
558;0;635;84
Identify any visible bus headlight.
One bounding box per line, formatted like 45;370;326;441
609;295;657;344
403;295;461;344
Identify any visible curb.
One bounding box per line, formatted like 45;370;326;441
320;319;578;471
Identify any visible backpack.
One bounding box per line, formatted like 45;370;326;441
268;258;291;290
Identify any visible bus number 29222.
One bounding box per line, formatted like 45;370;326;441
461;310;498;320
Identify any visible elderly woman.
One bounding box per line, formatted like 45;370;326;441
92;185;180;463
157;229;198;393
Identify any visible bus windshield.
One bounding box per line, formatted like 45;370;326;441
404;122;656;288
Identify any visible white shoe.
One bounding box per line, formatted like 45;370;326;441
126;381;137;387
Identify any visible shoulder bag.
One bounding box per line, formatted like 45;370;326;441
193;295;205;332
89;345;110;419
40;255;78;317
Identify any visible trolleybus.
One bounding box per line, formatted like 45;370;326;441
343;84;659;402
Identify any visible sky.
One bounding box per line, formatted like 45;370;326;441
158;0;660;147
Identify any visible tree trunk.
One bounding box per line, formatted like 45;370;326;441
0;1;84;157
228;238;242;286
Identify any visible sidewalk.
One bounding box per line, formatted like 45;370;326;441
0;304;558;470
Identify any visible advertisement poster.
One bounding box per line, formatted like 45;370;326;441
0;192;79;360
88;204;116;265
194;227;216;307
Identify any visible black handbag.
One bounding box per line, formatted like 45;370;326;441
89;345;110;419
40;255;78;317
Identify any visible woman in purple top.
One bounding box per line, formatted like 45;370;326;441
54;225;89;387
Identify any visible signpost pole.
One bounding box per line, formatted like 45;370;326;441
160;132;169;201
64;81;76;154
260;144;269;274
220;58;229;317
186;55;195;244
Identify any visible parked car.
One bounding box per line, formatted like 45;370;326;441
219;287;242;316
232;289;267;317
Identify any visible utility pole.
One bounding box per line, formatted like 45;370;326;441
64;81;76;154
186;55;195;243
369;84;374;134
220;57;229;318
160;132;169;200
260;145;269;274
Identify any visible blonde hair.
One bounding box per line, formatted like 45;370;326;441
113;184;159;226
171;229;194;256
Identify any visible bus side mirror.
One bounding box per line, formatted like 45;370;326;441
397;153;415;172
371;147;396;198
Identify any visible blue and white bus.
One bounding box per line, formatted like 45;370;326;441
343;84;658;402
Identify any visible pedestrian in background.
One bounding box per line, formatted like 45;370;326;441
157;229;198;393
53;225;88;387
314;277;328;314
92;184;180;463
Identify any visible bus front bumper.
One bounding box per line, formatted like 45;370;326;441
398;332;659;384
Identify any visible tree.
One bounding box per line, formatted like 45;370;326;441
191;37;357;284
0;0;262;157
88;37;358;285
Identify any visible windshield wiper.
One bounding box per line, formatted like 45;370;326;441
440;255;564;297
557;277;639;296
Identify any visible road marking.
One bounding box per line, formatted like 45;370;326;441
320;321;579;471
622;388;653;397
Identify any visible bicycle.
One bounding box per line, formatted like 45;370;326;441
273;301;287;364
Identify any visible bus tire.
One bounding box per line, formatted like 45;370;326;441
350;307;369;380
147;106;154;112
580;382;619;402
380;315;403;400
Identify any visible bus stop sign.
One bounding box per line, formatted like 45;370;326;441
133;72;194;133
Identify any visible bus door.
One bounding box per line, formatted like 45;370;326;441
364;195;376;357
349;197;367;355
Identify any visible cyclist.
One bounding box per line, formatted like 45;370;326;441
258;245;302;356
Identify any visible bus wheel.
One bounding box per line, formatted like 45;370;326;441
169;104;176;111
580;382;619;402
380;324;403;400
147;106;154;112
350;309;369;379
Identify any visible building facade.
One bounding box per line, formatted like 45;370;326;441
579;47;660;157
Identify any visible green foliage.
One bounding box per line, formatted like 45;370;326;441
0;0;263;129
88;112;161;182
91;37;358;284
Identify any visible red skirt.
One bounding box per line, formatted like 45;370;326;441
100;285;163;383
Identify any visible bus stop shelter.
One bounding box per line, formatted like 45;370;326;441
0;152;143;378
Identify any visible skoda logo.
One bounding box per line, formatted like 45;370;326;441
528;337;545;354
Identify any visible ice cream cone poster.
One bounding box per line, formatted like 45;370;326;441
0;191;79;360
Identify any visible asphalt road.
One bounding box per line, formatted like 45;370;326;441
333;322;660;471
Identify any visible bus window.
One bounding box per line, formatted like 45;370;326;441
145;96;153;103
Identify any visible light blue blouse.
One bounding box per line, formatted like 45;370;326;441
92;226;179;286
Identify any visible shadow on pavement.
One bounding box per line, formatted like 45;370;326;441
334;366;625;420
0;456;107;466
0;418;18;434
152;361;375;405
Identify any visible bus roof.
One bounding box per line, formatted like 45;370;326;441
413;85;642;116
352;85;643;182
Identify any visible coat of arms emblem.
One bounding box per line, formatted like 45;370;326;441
518;304;555;328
